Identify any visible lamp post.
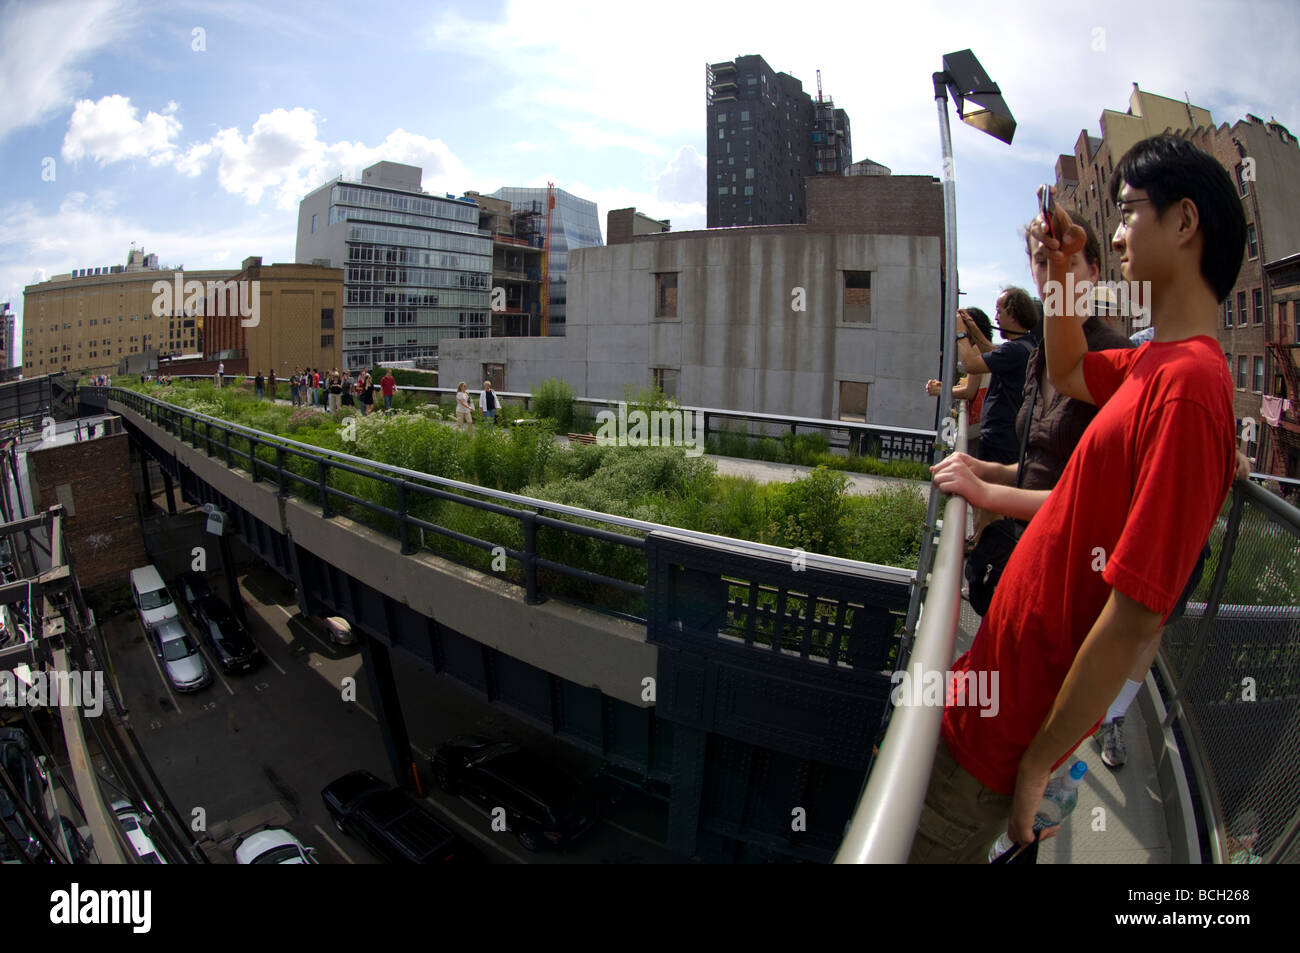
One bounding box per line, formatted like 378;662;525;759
839;50;1015;865
903;50;1017;644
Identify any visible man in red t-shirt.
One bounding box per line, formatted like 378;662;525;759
909;135;1246;863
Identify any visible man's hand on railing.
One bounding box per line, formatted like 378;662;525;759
1235;450;1251;482
930;451;995;509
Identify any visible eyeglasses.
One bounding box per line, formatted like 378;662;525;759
1116;197;1153;225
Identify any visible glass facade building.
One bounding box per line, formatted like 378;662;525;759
491;187;603;336
298;165;491;370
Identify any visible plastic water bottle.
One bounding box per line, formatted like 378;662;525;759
987;760;1088;862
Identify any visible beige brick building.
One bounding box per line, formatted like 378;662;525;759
202;257;343;380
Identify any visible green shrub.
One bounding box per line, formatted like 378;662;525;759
533;378;575;432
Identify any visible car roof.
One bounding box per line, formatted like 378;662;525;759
236;828;308;863
323;770;388;809
129;566;165;591
196;595;234;619
153;618;188;642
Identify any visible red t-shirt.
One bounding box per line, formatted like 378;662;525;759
969;386;988;425
942;335;1235;795
381;376;395;396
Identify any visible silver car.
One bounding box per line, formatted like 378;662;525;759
151;619;211;692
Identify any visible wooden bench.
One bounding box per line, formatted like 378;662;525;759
567;432;598;445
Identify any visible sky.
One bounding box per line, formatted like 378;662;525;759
2;0;1299;365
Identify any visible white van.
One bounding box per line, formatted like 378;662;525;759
130;566;178;631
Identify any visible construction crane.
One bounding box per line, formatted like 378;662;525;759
816;69;822;103
541;182;555;336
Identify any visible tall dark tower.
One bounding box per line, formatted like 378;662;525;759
706;54;829;228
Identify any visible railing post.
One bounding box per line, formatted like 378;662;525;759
397;482;414;555
275;446;286;498
224;427;232;468
203;420;213;456
318;458;331;518
249;435;260;482
523;513;540;605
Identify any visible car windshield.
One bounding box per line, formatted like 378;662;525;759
161;637;198;662
252;845;305;864
139;589;171;611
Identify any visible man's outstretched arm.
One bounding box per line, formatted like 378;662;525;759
1033;198;1095;404
1008;587;1164;844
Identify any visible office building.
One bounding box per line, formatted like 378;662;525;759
465;192;545;338
489;186;603;337
706;54;853;228
296;161;491;370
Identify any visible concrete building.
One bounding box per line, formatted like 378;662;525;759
440;175;944;431
22;248;226;378
295;161;491;370
201;257;344;380
607;208;671;246
490;186;603;337
0;302;15;378
706;54;853;228
465;192;545;337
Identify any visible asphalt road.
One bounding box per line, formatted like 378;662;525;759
103;503;687;864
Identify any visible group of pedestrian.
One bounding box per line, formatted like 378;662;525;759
453;380;497;434
914;135;1251;862
252;367;397;416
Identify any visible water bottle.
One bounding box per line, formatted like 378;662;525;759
987;760;1088;862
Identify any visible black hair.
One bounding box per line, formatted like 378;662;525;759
1109;135;1246;302
964;306;993;341
998;286;1039;332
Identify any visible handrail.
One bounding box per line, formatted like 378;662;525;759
97;386;913;585
834;403;967;863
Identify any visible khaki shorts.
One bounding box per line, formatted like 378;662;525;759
456;408;472;424
908;737;1013;864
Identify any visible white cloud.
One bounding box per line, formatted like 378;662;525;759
62;95;184;166
654;145;706;206
0;0;137;142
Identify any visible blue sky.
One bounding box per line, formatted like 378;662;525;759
3;0;1298;365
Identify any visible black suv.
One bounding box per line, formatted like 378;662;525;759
192;595;262;673
175;572;214;620
431;737;600;851
321;770;480;864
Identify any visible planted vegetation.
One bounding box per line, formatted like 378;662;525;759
114;375;928;613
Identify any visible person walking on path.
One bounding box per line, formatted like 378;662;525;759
328;369;342;413
341;372;354;408
255;371;265;398
455;382;474;434
480;380;498;425
380;369;396;412
268;370;277;400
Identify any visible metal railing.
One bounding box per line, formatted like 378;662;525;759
94;387;910;625
834;404;966;863
1155;477;1300;864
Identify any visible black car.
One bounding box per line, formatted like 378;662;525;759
0;727;55;863
192;595;262;673
431;737;600;851
321;770;481;864
175;572;214;620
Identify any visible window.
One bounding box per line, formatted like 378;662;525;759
718;128;724;139
652;367;678;398
1253;356;1264;393
321;334;334;349
654;272;678;319
1254;289;1263;325
838;381;868;421
843;271;871;323
311;213;318;233
1237;355;1248;389
1248;224;1258;259
482;363;505;391
1226;297;1233;327
1236;163;1249;196
321;308;334;328
745;167;754;179
1238;291;1247;326
740;110;750;121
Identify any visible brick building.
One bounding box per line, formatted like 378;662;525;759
607;208;671;246
24;426;147;591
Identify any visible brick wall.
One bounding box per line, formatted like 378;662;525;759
25;431;147;590
805;175;944;239
607;209;635;246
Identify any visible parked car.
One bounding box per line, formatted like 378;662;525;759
0;727;55;863
130;565;178;631
321;770;481;864
192;596;262;673
292;613;356;648
234;827;318;865
110;800;167;864
151;618;211;692
174;571;214;620
430;736;600;851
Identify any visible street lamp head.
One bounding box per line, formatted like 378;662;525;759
941;49;1016;145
